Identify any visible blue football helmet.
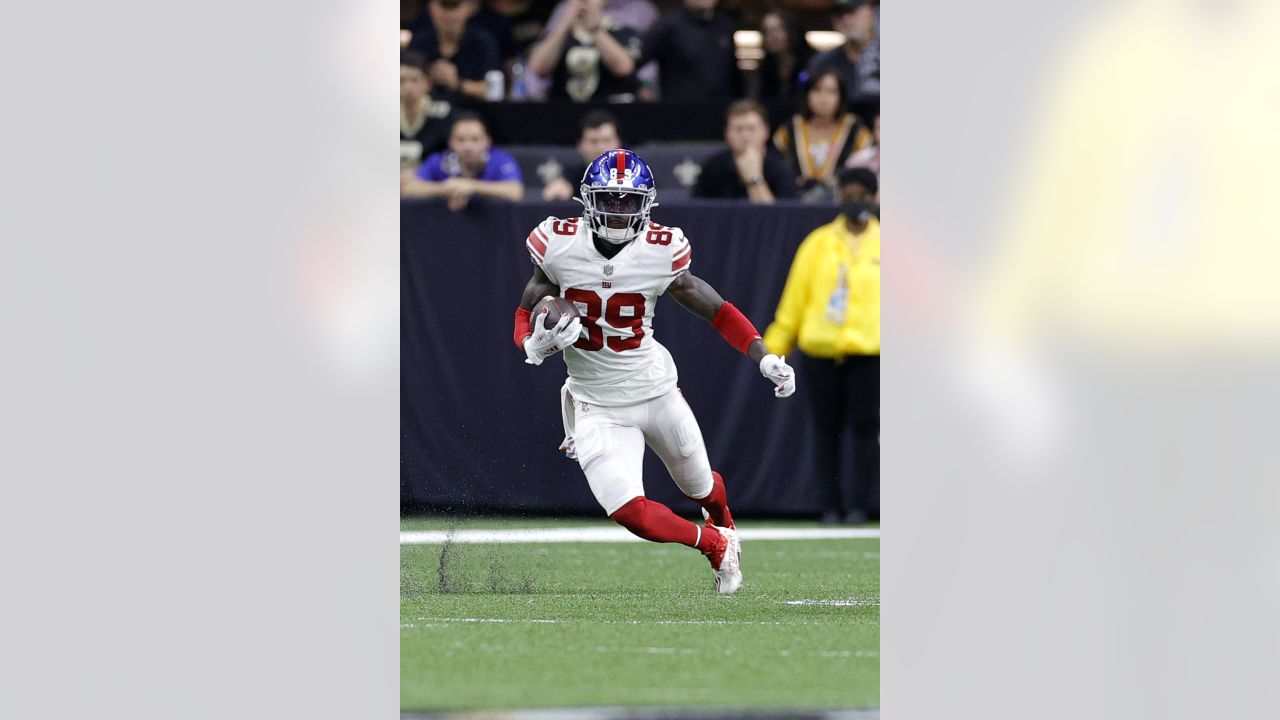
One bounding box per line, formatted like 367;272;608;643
578;149;657;244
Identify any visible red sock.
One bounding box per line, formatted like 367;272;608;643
610;496;722;551
692;471;735;529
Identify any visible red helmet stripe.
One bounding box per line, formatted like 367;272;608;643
616;152;626;182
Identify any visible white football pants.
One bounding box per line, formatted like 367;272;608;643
560;385;714;515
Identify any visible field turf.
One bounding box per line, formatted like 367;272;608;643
400;518;880;712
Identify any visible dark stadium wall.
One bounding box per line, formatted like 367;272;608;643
401;199;855;517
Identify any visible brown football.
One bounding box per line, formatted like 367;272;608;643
532;295;581;329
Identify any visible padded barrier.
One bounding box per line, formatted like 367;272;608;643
401;199;869;517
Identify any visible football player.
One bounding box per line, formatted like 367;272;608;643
513;149;796;594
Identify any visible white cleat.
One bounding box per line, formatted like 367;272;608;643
711;526;743;595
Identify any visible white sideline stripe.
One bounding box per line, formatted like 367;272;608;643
400;526;879;544
403;616;874;627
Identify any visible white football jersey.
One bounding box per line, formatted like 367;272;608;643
526;215;693;407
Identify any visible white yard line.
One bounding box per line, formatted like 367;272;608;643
782;599;880;607
402;617;868;627
400;526;879;545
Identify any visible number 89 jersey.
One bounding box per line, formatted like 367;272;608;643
526;215;693;407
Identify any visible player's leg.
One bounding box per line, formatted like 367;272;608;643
641;389;734;529
576;401;722;552
635;390;743;593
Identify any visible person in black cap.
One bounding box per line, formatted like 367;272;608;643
838;166;878;204
805;0;879;101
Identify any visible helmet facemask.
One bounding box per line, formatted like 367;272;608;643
578;185;655;244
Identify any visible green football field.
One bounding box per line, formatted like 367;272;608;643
400;518;880;712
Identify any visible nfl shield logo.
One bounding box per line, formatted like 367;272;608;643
603;264;614;276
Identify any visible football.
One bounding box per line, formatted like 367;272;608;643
532;295;581;329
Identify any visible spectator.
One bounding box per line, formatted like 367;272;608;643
756;9;812;102
542;110;623;201
806;0;879;101
401;112;525;211
639;0;742;101
843;113;879;179
522;0;658;101
693;100;798;203
544;0;658;35
469;1;519;71
401;51;456;169
526;0;642;102
763;203;881;524
772;69;873;197
409;0;502;101
491;0;555;58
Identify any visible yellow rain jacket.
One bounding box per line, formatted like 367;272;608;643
764;215;880;358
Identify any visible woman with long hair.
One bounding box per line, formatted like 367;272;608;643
756;9;812;101
772;68;873;197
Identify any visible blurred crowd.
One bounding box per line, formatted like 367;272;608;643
401;0;880;209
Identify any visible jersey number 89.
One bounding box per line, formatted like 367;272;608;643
564;289;645;352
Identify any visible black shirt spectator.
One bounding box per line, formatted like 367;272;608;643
550;23;641;101
806;0;879;101
693;100;798;202
756;9;812;102
468;3;518;67
693;149;797;200
401;50;456;168
639;0;742;101
528;0;642;103
411;1;518;67
495;0;554;57
410;0;503;101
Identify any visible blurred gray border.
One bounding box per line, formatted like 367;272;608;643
1;1;399;718
889;1;1280;720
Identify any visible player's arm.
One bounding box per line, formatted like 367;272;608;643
668;270;795;397
514;265;579;366
519;265;560;311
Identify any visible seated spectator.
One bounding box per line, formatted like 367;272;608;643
542;110;623;201
806;0;879;101
409;0;502;102
526;0;642;102
401;112;525;211
640;0;742;101
843;113;879;178
756;9;812;102
401;51;456;169
693;100;798;203
773;69;873;195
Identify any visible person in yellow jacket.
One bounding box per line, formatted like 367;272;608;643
764;198;880;523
